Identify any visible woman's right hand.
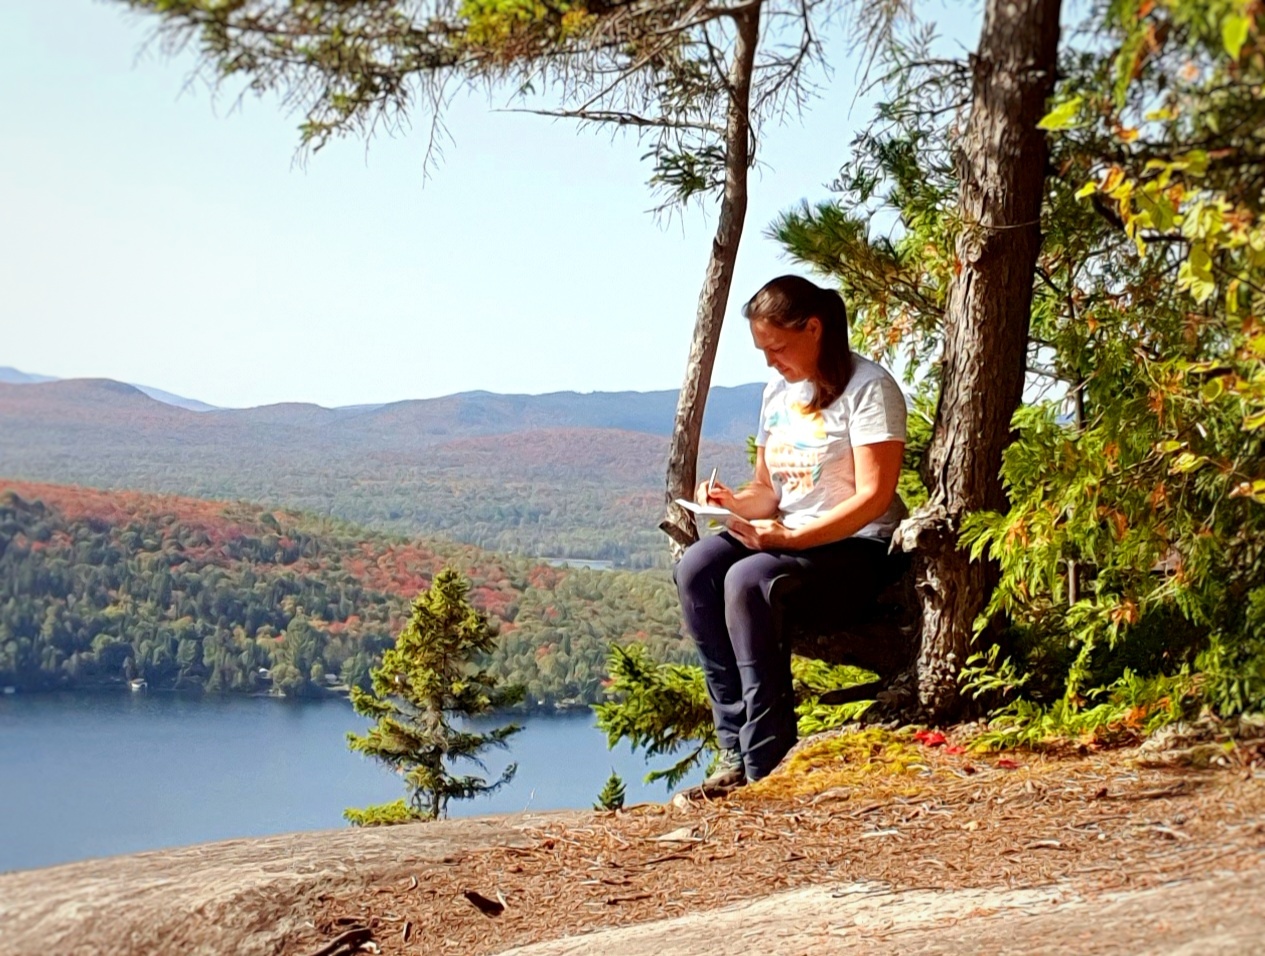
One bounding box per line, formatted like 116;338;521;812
695;478;736;510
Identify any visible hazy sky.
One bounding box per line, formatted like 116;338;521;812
2;1;977;409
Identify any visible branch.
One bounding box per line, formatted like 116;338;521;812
575;0;712;113
501;106;722;133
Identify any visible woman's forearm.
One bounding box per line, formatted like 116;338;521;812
730;482;780;520
785;441;905;549
784;491;891;549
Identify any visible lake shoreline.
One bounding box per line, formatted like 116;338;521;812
0;690;693;872
0;681;601;715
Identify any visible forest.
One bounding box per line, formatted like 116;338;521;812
0;481;694;707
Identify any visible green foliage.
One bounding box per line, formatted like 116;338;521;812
896;390;934;509
347;568;524;821
593;643;715;788
960;643;1032;703
646;146;727;210
771;25;960;383
970;670;1200;751
460;0;591;51
593;770;626;811
957;0;1265;731
791;657;877;734
1198;585;1265;715
343;798;427;827
594;645;889;785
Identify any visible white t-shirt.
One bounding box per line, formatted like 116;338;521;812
756;354;908;540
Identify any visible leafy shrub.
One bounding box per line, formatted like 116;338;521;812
343;798;427;827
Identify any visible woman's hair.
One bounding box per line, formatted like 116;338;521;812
742;275;853;412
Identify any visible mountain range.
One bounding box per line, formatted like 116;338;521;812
0;367;762;440
0;372;762;567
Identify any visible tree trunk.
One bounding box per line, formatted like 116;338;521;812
660;6;761;555
906;0;1061;721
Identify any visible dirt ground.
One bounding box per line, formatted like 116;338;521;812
3;729;1263;956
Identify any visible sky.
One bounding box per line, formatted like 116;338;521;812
1;1;980;410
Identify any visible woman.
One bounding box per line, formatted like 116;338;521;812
676;275;907;790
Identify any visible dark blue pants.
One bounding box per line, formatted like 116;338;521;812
675;532;893;780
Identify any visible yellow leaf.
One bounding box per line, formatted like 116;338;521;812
1038;96;1084;131
1177;149;1209;178
1177;245;1217;304
1075;181;1098;199
1223;13;1250;60
1170;452;1210;474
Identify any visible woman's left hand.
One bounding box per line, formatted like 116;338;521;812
726;517;796;551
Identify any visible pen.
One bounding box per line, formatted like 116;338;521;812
707;467;717;499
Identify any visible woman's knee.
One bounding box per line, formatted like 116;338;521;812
675;534;740;600
722;556;780;609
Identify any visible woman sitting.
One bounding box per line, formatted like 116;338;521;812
676;275;907;790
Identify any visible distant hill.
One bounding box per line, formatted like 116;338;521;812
0;377;760;459
132;384;219;413
0;367;58;385
320;384;765;444
0;366;219;411
0;369;762;440
0;378;759;567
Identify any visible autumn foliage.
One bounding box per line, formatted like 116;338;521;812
0;481;693;705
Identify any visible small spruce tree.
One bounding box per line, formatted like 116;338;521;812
345;568;524;824
593;771;626;811
594;644;716;788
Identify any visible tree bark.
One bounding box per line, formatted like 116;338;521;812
660;5;761;555
906;0;1062;721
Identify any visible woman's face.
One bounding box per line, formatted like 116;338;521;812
750;318;821;383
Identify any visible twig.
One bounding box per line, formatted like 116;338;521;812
849;801;899;818
304;927;374;956
606;893;654;904
1100;783;1188;801
1023;839;1068;850
641;851;695;866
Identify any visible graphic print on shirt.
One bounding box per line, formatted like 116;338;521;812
763;400;828;497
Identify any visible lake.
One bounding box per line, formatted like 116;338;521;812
0;692;700;874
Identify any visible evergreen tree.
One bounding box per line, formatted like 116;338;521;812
593;770;626;812
345;568;524;823
594;643;716;788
